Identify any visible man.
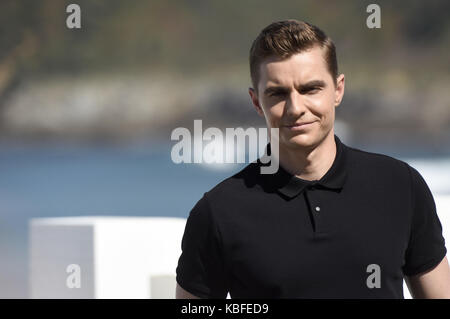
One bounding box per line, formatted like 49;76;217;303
175;20;450;298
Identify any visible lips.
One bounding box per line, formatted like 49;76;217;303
285;121;316;128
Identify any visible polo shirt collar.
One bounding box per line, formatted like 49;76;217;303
261;134;347;199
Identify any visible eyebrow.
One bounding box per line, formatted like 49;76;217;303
263;80;327;95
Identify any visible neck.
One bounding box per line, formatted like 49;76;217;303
276;131;337;181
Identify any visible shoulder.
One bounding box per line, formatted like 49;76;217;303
201;161;262;206
185;162;262;225
344;143;412;178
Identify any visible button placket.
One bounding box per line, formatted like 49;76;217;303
304;186;324;234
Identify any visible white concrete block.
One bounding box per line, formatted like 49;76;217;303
150;274;176;299
29;217;186;299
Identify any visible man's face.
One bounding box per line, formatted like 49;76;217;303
249;45;345;151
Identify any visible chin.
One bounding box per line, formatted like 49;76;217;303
282;133;316;149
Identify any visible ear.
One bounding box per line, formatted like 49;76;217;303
248;87;265;117
334;74;345;107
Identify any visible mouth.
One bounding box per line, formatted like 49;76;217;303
284;121;316;131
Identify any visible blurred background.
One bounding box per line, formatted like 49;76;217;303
0;0;449;298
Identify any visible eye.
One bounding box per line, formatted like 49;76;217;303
305;87;321;94
269;92;285;97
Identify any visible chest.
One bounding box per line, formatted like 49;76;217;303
221;189;410;298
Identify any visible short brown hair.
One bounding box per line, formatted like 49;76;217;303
249;19;338;92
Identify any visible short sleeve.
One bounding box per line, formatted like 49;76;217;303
402;165;447;276
176;194;228;298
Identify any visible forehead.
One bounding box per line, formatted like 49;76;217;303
258;46;330;88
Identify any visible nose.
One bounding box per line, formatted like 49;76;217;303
285;90;307;117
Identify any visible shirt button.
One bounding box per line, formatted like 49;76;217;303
315;206;321;212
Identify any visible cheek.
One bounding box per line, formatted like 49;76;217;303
306;92;335;120
261;99;284;122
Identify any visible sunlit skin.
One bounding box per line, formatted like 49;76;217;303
249;45;345;181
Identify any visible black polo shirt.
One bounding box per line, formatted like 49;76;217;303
176;134;447;298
